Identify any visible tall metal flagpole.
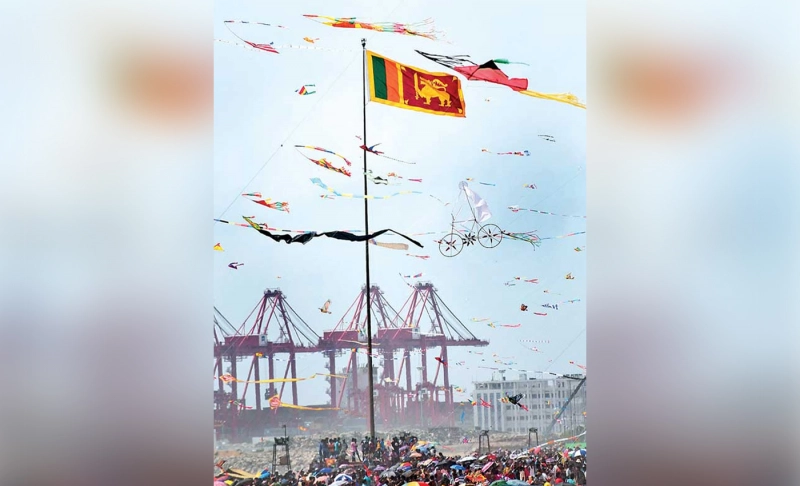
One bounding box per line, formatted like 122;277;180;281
361;37;376;443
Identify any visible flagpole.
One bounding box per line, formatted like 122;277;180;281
361;37;377;444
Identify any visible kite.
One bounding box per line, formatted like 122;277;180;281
520;304;528;311
471;318;490;322
295;145;352;177
467;350;484;355
311;177;423;200
408;178;423;183
543;290;561;295
400;272;424;279
501;323;521;328
502;230;541;248
524;184;537;190
569;361;587;371
508;206;586;218
319;300;332;314
479;398;492;408
242;216;424;247
504;281;516;286
407;254;430;260
268;394;339;411
566;273;575;280
539;134;556;142
574;246;585;252
370;239;409;251
365;170;392;185
505;393;530;411
514;277;539;284
216;218;363;234
467;399;477;406
356;136;417;165
415;51;586;109
304;15;440;40
435;356;447;366
534;312;547;316
228;262;244;269
482;148;530;156
486;322;496;328
243;193;290;212
303;37;319;43
542;303;559;310
465;178;495;186
213;243;224;251
296;84;316;95
320;194;336;200
223;20;284;54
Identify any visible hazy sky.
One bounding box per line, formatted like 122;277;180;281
214;0;586;405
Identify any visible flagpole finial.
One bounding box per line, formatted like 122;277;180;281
361;38;366;48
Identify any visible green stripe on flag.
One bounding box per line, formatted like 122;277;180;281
371;55;388;100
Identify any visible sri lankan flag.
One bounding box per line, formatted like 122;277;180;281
367;50;465;117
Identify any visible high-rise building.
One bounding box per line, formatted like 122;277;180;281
472;372;586;435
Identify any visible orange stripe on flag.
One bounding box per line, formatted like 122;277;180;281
384;59;399;103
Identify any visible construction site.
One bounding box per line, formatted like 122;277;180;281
214;281;489;442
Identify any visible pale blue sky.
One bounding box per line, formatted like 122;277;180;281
214;0;585;404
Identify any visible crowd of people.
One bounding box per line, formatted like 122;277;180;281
215;432;586;486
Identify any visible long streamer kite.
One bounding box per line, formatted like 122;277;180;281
356;136;417;165
482;148;530;156
310;177;422;200
215;218;362;234
415;51;586;109
242;216;424;248
296;145;352;177
508;206;586;218
242;193;290;212
407;254;430;260
223;20;285;54
216;38;355;54
304;15;440;40
218;372;344;385
268;394;338;411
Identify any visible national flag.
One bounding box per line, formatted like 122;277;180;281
366;50;465;117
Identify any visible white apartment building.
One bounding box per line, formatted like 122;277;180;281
472;372;586;435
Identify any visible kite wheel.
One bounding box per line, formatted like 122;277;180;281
477;224;503;248
439;232;464;257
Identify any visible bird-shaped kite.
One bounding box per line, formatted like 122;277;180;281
360;143;384;155
505;393;529;411
520;304;528;311
228;262;244;269
319;300;332;314
303;37;319;43
435;356;447;366
214;243;224;251
566;273;575;280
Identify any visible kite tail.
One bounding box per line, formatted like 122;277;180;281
519;90;586;109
